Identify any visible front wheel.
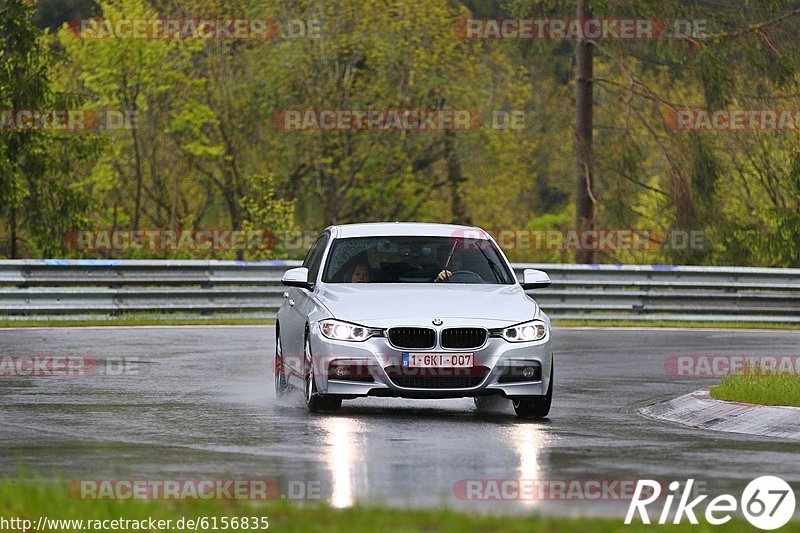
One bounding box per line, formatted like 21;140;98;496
512;363;553;419
274;328;289;398
303;335;342;412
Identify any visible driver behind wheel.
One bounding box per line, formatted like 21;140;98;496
435;248;464;282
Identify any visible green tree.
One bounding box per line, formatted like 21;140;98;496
0;0;98;258
57;0;295;259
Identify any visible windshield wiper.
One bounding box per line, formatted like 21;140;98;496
443;241;457;272
475;242;504;283
437;240;458;282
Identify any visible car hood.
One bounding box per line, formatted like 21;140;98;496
316;283;539;328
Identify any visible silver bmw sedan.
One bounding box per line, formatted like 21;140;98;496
274;222;553;418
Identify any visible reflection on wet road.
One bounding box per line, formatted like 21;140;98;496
1;326;799;516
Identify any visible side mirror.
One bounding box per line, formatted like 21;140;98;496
521;268;551;290
281;267;312;290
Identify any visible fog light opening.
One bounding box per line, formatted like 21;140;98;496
328;363;374;382
497;362;542;383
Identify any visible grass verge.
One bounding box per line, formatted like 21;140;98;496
711;371;800;407
0;479;785;532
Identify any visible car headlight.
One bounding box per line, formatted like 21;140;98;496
492;320;548;342
319;319;380;342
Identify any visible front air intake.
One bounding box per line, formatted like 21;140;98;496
441;328;487;349
387;327;436;349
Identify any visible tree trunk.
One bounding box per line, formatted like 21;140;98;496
575;0;595;263
9;206;17;259
445;130;468;224
132;122;144;231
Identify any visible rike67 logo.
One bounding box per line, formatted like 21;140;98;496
625;476;796;530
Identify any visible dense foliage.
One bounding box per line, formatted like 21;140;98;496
1;0;799;265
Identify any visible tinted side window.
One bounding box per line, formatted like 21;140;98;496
303;233;329;283
302;235;323;269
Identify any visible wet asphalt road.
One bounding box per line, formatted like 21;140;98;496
0;326;799;517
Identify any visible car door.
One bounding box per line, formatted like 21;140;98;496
280;232;329;380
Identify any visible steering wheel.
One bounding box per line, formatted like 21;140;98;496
445;270;484;283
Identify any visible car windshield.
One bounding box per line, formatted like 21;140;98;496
322;236;515;284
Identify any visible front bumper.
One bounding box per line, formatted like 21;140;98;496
308;327;553;399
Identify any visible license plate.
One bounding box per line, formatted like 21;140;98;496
402;352;474;368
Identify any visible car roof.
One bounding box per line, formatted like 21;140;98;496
328;222;490;239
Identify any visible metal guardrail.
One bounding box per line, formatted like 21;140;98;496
0;260;799;322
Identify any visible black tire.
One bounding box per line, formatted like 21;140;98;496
303;334;342;412
512;363;553;419
274;326;289;398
